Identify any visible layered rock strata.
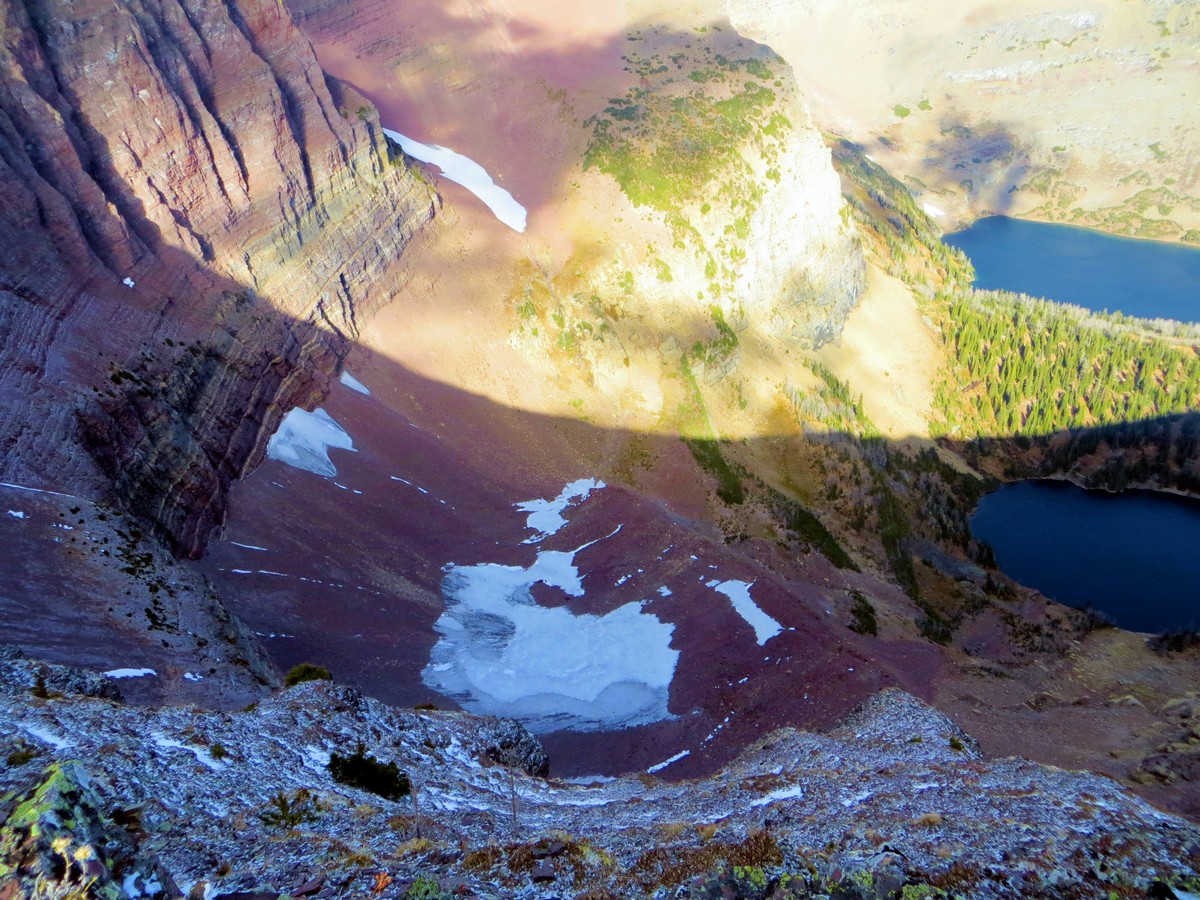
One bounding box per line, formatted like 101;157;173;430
0;0;434;556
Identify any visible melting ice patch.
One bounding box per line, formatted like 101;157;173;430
713;580;782;645
339;370;371;395
423;537;678;733
382;128;527;233
750;783;804;808
515;478;604;544
266;407;355;477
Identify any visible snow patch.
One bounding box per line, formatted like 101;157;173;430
516;479;604;543
750;783;804;808
657;586;672;597
152;735;226;770
423;532;677;733
0;481;76;499
266;407;355;477
559;774;617;786
383;128;527;232
339;370;371;395
230;541;267;551
647;749;690;774
122;277;136;288
713;580;782;645
922;202;946;217
183;672;203;682
23;724;72;750
6;510;26;519
103;668;157;679
302;745;332;770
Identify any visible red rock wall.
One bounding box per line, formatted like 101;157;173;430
0;0;435;556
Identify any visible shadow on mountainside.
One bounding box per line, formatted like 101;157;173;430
854;114;1031;219
2;0;1198;825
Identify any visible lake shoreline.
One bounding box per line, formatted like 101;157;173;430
944;215;1200;323
970;478;1200;634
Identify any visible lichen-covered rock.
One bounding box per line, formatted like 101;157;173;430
478;717;550;778
0;762;179;900
1;667;1197;898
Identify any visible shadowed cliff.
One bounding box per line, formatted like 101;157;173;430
0;0;435;558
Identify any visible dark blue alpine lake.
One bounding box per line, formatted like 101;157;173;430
944;216;1200;323
970;480;1200;633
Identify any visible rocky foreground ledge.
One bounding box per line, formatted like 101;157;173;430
1;649;1198;899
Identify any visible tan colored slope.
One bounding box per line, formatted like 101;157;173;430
812;264;939;442
730;0;1200;236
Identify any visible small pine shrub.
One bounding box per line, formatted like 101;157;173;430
1072;605;1116;635
919;614;952;645
260;789;321;828
403;878;450;900
285;662;332;687
31;673;51;699
848;590;879;636
329;742;411;800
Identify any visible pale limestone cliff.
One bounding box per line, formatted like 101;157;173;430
730;92;864;349
502;26;864;428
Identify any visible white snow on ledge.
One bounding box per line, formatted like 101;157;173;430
516;478;604;543
23;724;72;750
152;734;227;770
339;370;371;395
103;668;157;679
382;127;527;233
647;749;690;774
266;407;356;477
922;202;946;218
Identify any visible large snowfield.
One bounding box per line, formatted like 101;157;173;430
422;485;679;732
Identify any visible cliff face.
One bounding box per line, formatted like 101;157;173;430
726;91;865;349
0;0;434;556
575;27;865;356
